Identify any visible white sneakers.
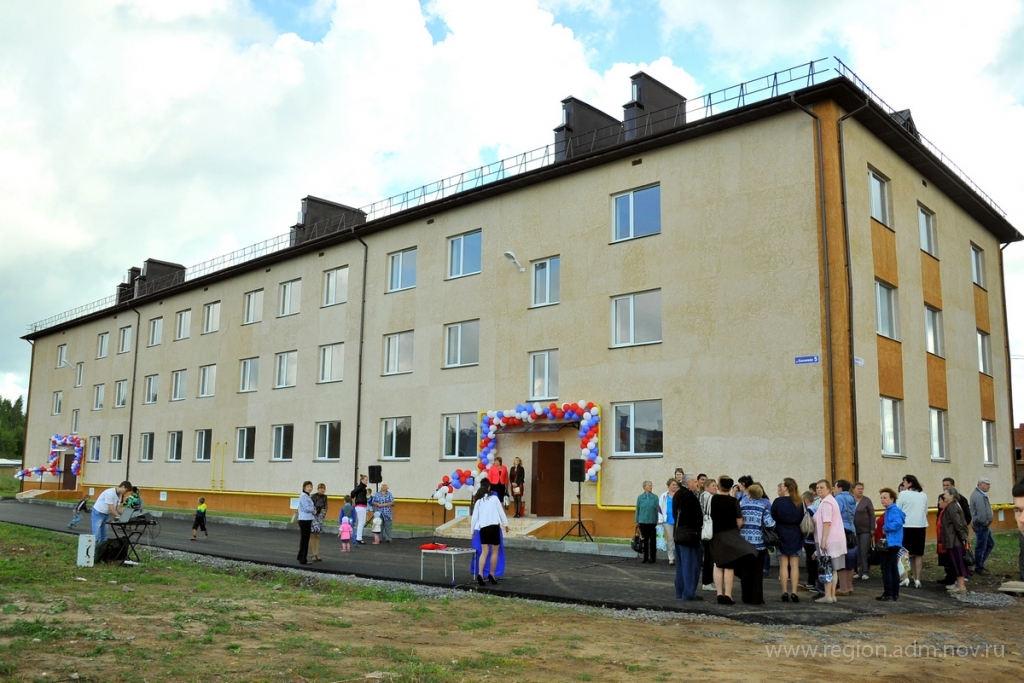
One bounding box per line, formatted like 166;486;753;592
913;579;922;588
859;574;870;580
899;578;910;587
702;583;716;591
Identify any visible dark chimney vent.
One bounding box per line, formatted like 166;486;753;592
890;109;920;141
623;71;687;141
553;97;621;162
290;195;366;246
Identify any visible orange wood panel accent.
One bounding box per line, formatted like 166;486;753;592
980;373;996;421
926;353;947;410
872;219;898;286
974;284;990;333
877;336;904;399
921;252;942;308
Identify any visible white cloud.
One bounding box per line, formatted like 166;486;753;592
0;373;26;405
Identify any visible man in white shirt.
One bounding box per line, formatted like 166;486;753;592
91;480;132;544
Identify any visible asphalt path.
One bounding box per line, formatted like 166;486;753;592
0;498;963;626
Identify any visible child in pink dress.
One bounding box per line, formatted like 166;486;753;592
339;516;353;552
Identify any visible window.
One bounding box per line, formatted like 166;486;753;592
199;364;216;397
52;391;62;416
272;424;294;461
195;429;212;461
71;409;79;435
978;331;992;375
445;320;479;367
149;317;163;346
97;332;109;358
529;350;559;400
982;420;996;465
175;309;191;340
274;351;297;388
239;357;259;392
118;326;132;353
140;433;154;462
168;431;183;461
171;369;187;401
317;421;341;460
93;384;104;411
318;343;344;383
384;331;414;374
924;306;943;356
918;206;937;256
448;230;482;278
388;248;417;292
443;413;477;459
279;279;301;316
243;289;264;324
111;434;123;463
880;397;903;456
203;301;220;333
929;408;948;461
869;170;889;225
612;290;662;346
532;256;560;307
88;436;101;463
114;379;127;408
613;185;661;241
381;417;412;459
971;245;985;288
144;375;158;404
236;426;256;461
323;267;348;306
612;400;663;457
75;362;84;387
56;344;67;368
875;281;899;339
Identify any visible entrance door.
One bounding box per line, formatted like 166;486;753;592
62;453;77;490
531;441;564;517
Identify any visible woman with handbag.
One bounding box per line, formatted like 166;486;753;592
635;480;661;563
771;478;806;603
709;476;757;605
699;479;718;590
660;479;680;566
941;486;970;594
812;480;847;604
509;457;526;518
739;484;775;605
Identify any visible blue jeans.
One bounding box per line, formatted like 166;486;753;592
91;508;110;544
973;524;995;571
68;513;82;527
674;543;702;600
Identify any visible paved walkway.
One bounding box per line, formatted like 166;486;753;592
0;498;967;626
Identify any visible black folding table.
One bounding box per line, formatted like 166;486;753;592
106;518;155;563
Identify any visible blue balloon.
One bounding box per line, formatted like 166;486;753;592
496;411;504;419
453;480;462;489
466;477;474;486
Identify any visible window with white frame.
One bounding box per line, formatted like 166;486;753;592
971;245;985;288
203;301;220;333
75;362;83;387
140;432;154;462
924;306;943;356
323;267;348;306
274;351;297;388
71;409;79;434
195;429;212;461
144;375;158;404
149;317;163;346
198;364;216;397
175;309;191;340
93;384;104;411
279;279;301;317
443;413;477;459
114;379;127;408
384;331;414;374
88;436;101;462
111;434;123;463
168;431;183;461
612;400;663;457
918;205;937;256
445;320;479;367
978;331;992;375
388;248;417;291
239;357;259;392
243;289;264;324
236;426;256;460
56;344;67;368
529;350;558;400
316;421;341;460
532;256;560;307
929;408;948;461
97;332;109;359
118;326;132;353
171;369;187;401
982;420;996;465
381;417;412;459
613;184;661;241
272;424;294;461
52;391;62;415
879;396;903;456
448;230;482;278
869;169;889;225
875;281;899;339
612;290;662;347
318;343;344;383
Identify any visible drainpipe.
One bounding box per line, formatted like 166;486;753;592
353;238;369;488
125;307;141;482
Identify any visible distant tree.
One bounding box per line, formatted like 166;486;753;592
0;396;26;460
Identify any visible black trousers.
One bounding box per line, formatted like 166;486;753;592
737;551;765;605
701;540;714;584
804;541;818;585
639;523;657;562
297;520;312;563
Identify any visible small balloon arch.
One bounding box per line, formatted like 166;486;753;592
433;401;602;507
16;434;81;481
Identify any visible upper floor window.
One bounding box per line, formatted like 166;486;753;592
75;362;84;387
612;289;662;347
144;375;158;404
111;434;123;463
448;230;482;279
982;420;996;465
612;400;663;457
875;281;899;340
118;326;132;354
56;344;67;368
971;244;986;288
318;343;344;383
613;185;661;241
445;320;479;367
279;279;301;317
869;169;889;225
978;330;992;375
203;301;221;333
114;379;128;408
918;205;937;257
323;267;348;306
149;317;163;346
381;417;411;460
199;364;216;397
272;424;294;461
140;432;154;462
96;332;109;359
529;350;559;400
880;396;902;456
532;256;560;307
239;357;259;392
195;429;212;462
924;306;943;356
443;413;477;459
317;421;341;460
92;384;104;411
274;351;297;388
929;408;948;461
243;289;264;325
71;409;80;434
171;369;187;401
175;309;191;340
168;431;183;462
52;391;62;416
388;248;417;292
384;331;414;375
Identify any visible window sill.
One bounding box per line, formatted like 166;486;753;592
446;271;480;282
241;321;261;326
139;459;153;464
875;334;901;344
313;458;342;463
197;394;214;399
386;286;415;294
610;340;662;349
321;302;347;308
147;344;161;348
238;390;257;394
277;312;299;319
442;456;478;461
979;371;993;378
110;460;122;464
201;330;219;335
380;458;411;462
382;371;413;377
983;462;999;467
442;363;479;370
273;385;296;390
317;379;343;385
170;398;184;402
528;397;558;402
194;459;212;464
174;337;189;342
930;458;950;463
235;459;255;463
530;302;560;310
114;405;126;409
609;231;660;245
973;282;988;293
96;356;107;360
881;453;906;459
270;459;294;463
166;460;182;464
610;453;664;459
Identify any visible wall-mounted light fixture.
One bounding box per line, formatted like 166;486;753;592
503;251;525;273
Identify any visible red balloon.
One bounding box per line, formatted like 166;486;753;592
586;402;594;410
549;403;557;411
442;475;450;484
530;412;537;420
447;485;454;493
571;403;580;413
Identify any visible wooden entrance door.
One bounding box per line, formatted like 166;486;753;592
531;441;564;517
62;453;77;490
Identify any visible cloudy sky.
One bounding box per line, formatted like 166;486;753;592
1;0;1023;423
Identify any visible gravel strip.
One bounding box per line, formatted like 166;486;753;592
951;590;1020;607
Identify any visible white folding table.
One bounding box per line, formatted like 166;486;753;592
420;548;476;585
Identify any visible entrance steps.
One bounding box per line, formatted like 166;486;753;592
435;515;596;540
15;489;52;501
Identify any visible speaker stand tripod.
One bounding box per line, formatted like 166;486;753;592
560;480;593;542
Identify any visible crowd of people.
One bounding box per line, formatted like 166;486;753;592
295;475;396;565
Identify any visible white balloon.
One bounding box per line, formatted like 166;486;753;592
583;412;592;421
595;456;603;464
588;439;597;449
533;402;542;413
487;410;496;418
445;502;454;510
581;448;589;457
437;498;446;506
590;464;601;473
591;405;600;415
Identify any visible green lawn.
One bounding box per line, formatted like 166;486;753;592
0;474;21;497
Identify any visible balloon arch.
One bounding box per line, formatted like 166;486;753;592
15;434;82;481
433;401;602;507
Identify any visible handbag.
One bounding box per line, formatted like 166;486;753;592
800;503;815;536
761;511;782;552
511;483;523;497
674;526;701;547
867;546;882;566
876;537;888;551
963;541;975;567
845;529;857;549
631;525;644;554
700;497;714;541
818;553;834;583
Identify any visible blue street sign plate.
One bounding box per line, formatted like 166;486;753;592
794;355;820;365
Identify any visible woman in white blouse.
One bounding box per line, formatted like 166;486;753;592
470;479;510;586
896;474;929;588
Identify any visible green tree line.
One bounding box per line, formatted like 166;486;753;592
0;395;26;461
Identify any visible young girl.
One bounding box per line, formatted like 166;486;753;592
339;516;353;552
371;512;383;544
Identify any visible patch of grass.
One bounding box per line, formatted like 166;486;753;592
453;654;518;671
511;645;538;656
225;642;242;653
393;604;431;620
350;585;418;603
575;675;594;682
0;661;15;677
370;644;420;663
0;475;20;496
323;618;352;628
458;617;495;630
